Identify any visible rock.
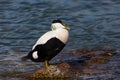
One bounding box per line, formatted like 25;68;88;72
0;47;118;80
13;62;72;80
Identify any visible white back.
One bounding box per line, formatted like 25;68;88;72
32;31;56;50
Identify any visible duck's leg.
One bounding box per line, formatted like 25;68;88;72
45;60;50;69
45;60;59;74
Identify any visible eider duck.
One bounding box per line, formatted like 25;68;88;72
22;19;69;69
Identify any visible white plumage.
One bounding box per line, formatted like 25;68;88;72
32;23;69;50
32;51;38;59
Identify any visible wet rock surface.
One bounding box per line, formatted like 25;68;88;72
0;47;120;80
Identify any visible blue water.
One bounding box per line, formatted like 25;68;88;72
0;0;120;79
0;0;120;51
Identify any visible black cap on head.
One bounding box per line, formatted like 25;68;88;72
52;19;62;23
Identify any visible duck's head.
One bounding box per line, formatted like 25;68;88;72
51;19;70;30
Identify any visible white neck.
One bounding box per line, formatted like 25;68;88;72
51;23;64;30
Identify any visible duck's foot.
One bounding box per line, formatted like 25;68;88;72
46;65;61;76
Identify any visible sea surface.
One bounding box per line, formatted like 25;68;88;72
0;0;120;80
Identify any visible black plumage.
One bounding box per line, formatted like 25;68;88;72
27;37;65;62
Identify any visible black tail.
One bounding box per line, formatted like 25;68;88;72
21;55;29;61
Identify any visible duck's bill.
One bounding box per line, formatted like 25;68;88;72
62;23;70;30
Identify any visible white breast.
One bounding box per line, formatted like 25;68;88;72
32;29;69;50
55;28;69;44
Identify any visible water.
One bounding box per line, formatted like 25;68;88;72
0;0;120;79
